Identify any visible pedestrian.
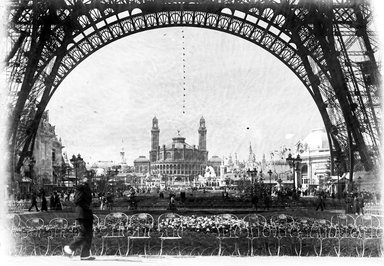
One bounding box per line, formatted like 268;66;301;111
316;190;325;211
99;194;105;210
264;193;271;210
65;191;70;201
344;194;352;213
357;193;365;215
28;193;39;212
54;191;62;210
251;194;258;211
129;192;137;210
106;193;113;210
49;193;55;210
41;191;48;212
169;195;176;210
64;177;95;260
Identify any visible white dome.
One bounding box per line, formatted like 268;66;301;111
303;128;329;150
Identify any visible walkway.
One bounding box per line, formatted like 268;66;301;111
4;255;384;266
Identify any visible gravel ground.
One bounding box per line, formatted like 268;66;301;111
4;255;384;266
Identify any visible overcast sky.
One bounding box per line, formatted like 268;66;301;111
47;27;326;165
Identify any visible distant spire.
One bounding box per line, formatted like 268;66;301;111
120;138;126;164
228;154;233;166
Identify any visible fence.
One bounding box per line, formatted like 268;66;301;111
6;212;384;257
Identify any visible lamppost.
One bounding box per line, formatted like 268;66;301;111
259;170;263;184
267;169;273;195
334;158;342;200
286;153;302;189
70;154;84;187
247;168;258;198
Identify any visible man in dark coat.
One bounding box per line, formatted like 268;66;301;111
54;191;62;210
251;194;259;211
64;177;95;260
40;190;48;212
316;190;325;211
49;193;55;210
28;193;39;212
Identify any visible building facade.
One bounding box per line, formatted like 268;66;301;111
268;128;331;190
297;128;331;189
32;111;64;184
134;156;150;174
148;117;208;180
17;111;64;195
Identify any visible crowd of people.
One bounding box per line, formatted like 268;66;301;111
97;192;114;210
12;181;381;214
24;189;72;212
344;192;366;215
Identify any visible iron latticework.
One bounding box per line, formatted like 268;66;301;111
5;0;381;183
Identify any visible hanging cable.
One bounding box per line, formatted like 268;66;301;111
181;28;186;115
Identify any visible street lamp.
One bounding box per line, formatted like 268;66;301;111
70;154;84;187
259;170;264;184
286;153;302;189
247;168;258;198
334;158;342;200
267;169;273;195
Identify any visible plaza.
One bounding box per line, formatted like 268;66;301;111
2;0;383;261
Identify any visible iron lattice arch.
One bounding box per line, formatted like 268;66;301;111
6;0;381;179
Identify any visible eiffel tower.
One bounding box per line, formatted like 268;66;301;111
4;0;381;188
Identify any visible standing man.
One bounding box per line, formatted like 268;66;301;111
40;190;48;212
251;194;258;211
357;193;365;215
64;177;95;260
316;189;325;211
28;192;39;212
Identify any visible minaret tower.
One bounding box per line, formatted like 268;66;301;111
198;116;207;151
248;142;253;162
150;116;160;162
248;142;256;169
